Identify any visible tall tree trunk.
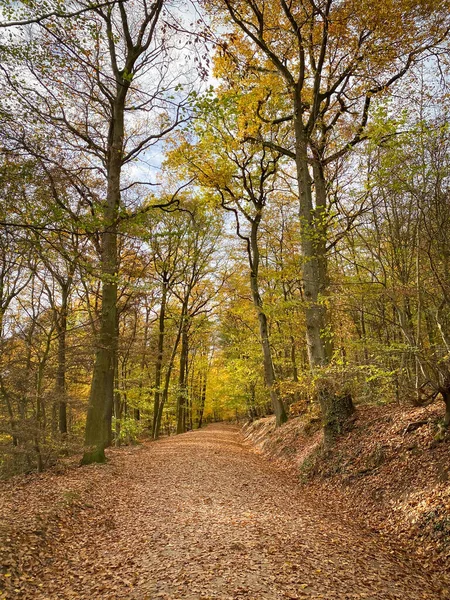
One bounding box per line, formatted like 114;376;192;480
113;341;121;447
197;373;207;429
176;322;189;434
293;94;354;443
187;362;194;432
312;157;333;361
154;309;185;439
152;279;167;438
249;217;287;426
136;305;151;420
56;283;69;435
82;96;124;465
290;335;299;382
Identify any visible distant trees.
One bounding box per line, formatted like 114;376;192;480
146;206;223;438
169;94;288;425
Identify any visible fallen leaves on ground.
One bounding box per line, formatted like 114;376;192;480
244;404;450;588
1;424;448;599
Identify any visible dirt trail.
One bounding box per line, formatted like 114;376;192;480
1;424;447;599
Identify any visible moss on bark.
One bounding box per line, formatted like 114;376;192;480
80;447;107;465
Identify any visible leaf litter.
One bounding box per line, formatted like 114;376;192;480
1;423;448;599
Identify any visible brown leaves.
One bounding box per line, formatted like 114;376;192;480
1;424;448;599
246;404;450;595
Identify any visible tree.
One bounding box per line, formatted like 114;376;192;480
171;206;223;434
346;105;450;428
169;93;288;425
2;0;191;462
204;0;450;442
148;211;188;438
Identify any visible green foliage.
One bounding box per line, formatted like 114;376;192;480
112;417;144;446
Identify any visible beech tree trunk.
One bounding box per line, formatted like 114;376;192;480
293;94;354;444
81;95;124;465
249;216;287;427
152;280;167;438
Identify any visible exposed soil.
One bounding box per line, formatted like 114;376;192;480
1;423;448;599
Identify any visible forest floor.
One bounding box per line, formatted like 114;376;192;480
243;403;450;589
1;423;449;600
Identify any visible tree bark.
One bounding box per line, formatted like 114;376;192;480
152;279;167;438
249;215;287;427
442;387;450;428
154;308;185;439
81;94;124;465
176;322;189;434
197;374;207;429
56;282;70;435
293;92;354;443
113;334;121;446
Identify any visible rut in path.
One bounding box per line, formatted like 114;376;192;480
2;424;448;599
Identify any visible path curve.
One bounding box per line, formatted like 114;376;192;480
1;424;447;599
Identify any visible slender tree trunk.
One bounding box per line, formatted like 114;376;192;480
56;283;69;435
34;329;53;472
290;335;299;382
249;217;287;426
188;361;196;430
114;344;121;446
442;387;450;428
136;306;151;420
360;303;369;363
154;309;185;439
0;378;18;446
197;374;207;429
188;369;194;431
0;306;19;446
176;322;189;434
152;280;167;438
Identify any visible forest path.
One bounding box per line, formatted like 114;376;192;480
2;424;447;599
